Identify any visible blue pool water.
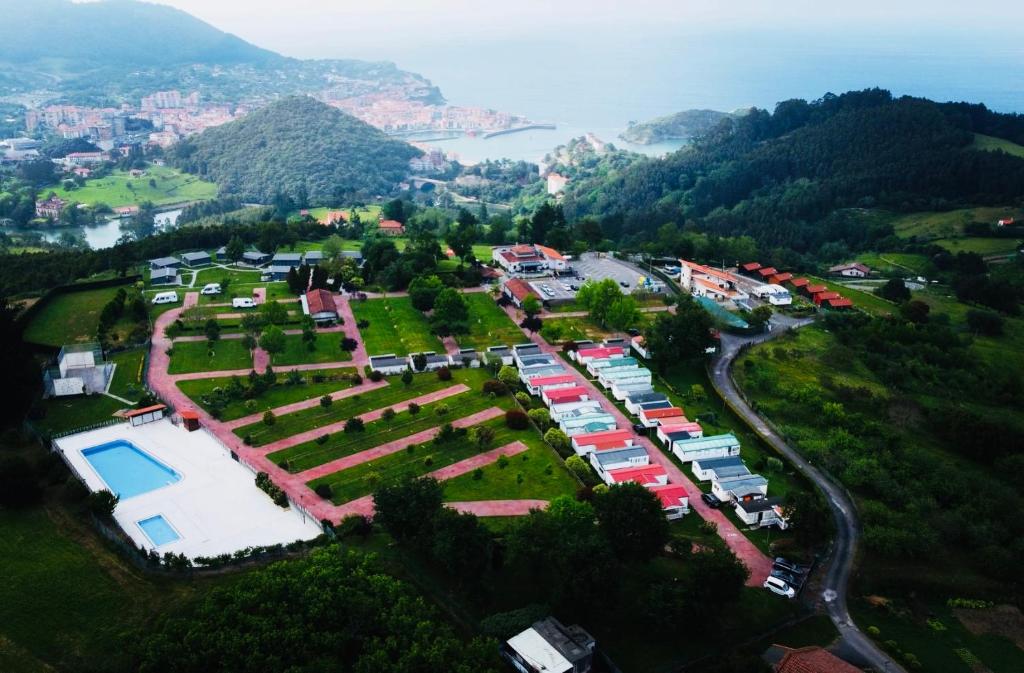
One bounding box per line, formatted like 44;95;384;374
81;440;181;499
137;515;180;547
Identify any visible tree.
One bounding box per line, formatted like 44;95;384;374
320;394;333;409
520;294;541;318
966;309;1004;336
412;352;427;371
644;297;715;372
468;425;496;450
381;408;396;425
321;234;344;261
527;408;551;429
447;213;479;265
86;490;119;520
241;313;265;337
497;366;520;386
408;274;445;311
431;508;493;584
746;305;773;331
543;428;570;454
344;417;365;433
204;318;221;343
564;455;592;482
260;300;289;325
783;490;834;549
408;402;421;416
401;368;414;386
575;278;623;327
606;296;640;330
373;476;444;544
431;288;469;335
593;483;670;562
225;235;245;262
900;299;930;324
876;278;911;303
259;325;286;358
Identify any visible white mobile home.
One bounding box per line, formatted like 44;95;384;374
691;455;749;481
486;345;514;366
625;391;669;415
590;446;650;482
542;385;590;407
638;406;687;428
656;423;704;446
735;497;787;529
369;354;409;376
712;474;769;503
598;367;650;389
408;351;451;372
559;413;618;436
610;382;655;401
650;484;689;519
670;433;740;463
549;400;604;422
525;373;577;396
605;463;669;487
586;356;637;377
571;429;635;456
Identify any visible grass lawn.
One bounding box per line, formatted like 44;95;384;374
971;132;1024;159
31;394;126;435
191;266;265;287
107;349;146;401
804;275;897;316
540;315;614;342
891;206;1024;240
933;237;1021;255
269;332;353;366
350;296;443;356
856;252;931;275
235;368;486;446
177;369;358;421
458;292;525;350
24;284;134;346
167;339;253;374
273;381;502;474
49;166;217;208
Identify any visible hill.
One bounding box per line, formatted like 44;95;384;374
0;0;443;105
619;108;747;145
563;89;1024;255
169;97;419;204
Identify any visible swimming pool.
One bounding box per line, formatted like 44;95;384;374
137;515;180;547
81;440;181;499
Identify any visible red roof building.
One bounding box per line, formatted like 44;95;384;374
607;464;669;486
658;421;703;435
789;278;810;289
758;267;779;278
649;484;689;511
575;346;625;362
771;272;793;284
503;278;540;307
773;646;863;673
804;284;828;295
377;219;405;235
528;374;577;387
572;428;634;447
304;289;339;323
812;291;840;305
826;297;854;309
741;262;762;272
543;386;589;404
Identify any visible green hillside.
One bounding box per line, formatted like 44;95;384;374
619;108;746;144
972;132;1024;158
48;166;217;208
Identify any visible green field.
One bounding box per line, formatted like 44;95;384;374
350;296;443;356
971;133;1024;159
856;252;931;275
23;284;135;346
804;275;898;316
177;369;358;421
49;166;217;208
933;237;1021;255
269;332;353;366
167;339;253;374
892;206;1024;240
457;292;525;350
107;349;146;401
235;369;480;446
31;394;125;435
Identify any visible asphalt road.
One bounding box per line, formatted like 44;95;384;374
709;316;906;673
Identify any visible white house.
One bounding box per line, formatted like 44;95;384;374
524;373;577;396
625;391;669;415
571;428;635;456
560;412;618;436
43;343;113;397
301;289;340;325
503;617;595;673
542;385;590;407
590;446;650;482
181;251;212;268
610;382;655;401
572;345;625;365
670;433;740;463
598;367;650;389
520;365;567;387
586;356;635;377
606;463;669;487
752;284;793;306
828;262;871;278
735;497;787;529
549;400;604;422
368;354;409;376
711;474;768;503
691;455;749;482
513;343;544;366
679;259;748;304
638;406;687;428
493;243;568;276
650;484;689;519
408;351;451;372
454;347;482;368
656;423;705;446
486;345;514;366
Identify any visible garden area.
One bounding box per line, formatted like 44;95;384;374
349;296;444;356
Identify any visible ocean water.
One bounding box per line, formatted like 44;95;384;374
382;29;1024;163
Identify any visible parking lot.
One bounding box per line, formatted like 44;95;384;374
527;278;576;303
570;252;644;291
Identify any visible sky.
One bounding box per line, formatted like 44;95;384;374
145;0;1024;62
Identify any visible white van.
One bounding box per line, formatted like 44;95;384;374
232;297;255;309
152;291;179;305
200;283;222;295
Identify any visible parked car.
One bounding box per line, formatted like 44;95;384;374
632;423;648;435
770;569;802;588
200;283;221;295
763;576;796;598
619;281;629;288
701;492;723;509
773;557;810;576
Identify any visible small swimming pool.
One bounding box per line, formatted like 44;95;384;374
81;440;181;499
137;515;180;547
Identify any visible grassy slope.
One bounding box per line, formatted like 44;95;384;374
804;274;898;316
49;166;217;208
177;369;358;421
23;285;129;346
971;132;1024;159
349;296;443;356
32;394;126;435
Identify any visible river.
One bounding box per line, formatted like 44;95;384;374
22;208;182;250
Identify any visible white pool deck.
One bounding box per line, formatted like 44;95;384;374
55;419;321;559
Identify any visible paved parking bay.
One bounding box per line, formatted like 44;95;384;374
529;278;576;303
571;252;643;291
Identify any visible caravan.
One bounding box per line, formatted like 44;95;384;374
151;291;179;305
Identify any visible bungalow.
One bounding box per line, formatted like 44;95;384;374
542;385;590;407
826;297;854;310
828;262;870;278
735;496;787;529
561;414;618;437
691;455;749;481
606;463;669;487
571;428;634;455
149;256;181;270
408;351;451;372
598;367;650;390
264;265;293;281
303;250;325;265
518;353;556;370
638;406;687;428
181;251;211;268
803;284;828;297
625;390;669;415
757;267;779;280
752;284;793;306
378;219;405;235
656;421;704;443
649;484;689;519
271;252;302;268
711;473;768;503
637;399;673;413
549;400;604;422
590;446;650;482
242;251;271;267
572;346;624;365
630;335;650;359
789;277;810;290
214;246;228;261
368;354;409;376
812;291;840;306
671;433;741;463
502;617;595;673
525;373;577;396
658;428;697;448
512;343;543;365
149;267;180;286
486;345;514;366
519;365;566;386
455;347;482;368
301;289;339;324
610;382;655;401
740;262;762;276
586;356;636;376
770;272;794;285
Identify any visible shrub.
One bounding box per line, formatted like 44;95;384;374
543;428;571;456
243;434;253;445
350;372;363;385
316;434;329;445
867;626;881;638
700;520;718;535
85;489;119;520
435;423;457;444
516;472;524;484
344;417;365;433
357;319;370;329
434;403;450;417
381;407;397;424
244;399;258;411
262;410;276;426
401;368;414;386
335;514;372;538
564;455;592;482
319;394;333;409
515;391;531;406
314;483;333;499
255;472;288;508
482;379;507;395
561;340;578;352
437;366;452;381
497;365;520;386
505;409;529;429
408;402;421;415
592;483;609;495
368;370;384;382
286;369;303;385
496;455;509;469
527;408;551;429
424;456;434;467
340;337;358;351
472;468;484;480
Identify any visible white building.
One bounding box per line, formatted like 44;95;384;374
590;446;650;482
670;433;741;463
368;354;409;376
752;284;793;306
711;474;769;503
503;618;595;673
735;497;787;528
680;259;748;304
43;343;114;397
493;244;567;276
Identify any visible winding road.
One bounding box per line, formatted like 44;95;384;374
708;316;906;673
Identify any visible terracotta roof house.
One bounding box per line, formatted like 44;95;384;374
789;278;810;289
649;484;689;519
503;278;541;307
302;289;339;324
828;262;871;278
758;267;779;278
770;646;863;673
804;284;828;296
741;262;762;273
770;272;793;284
826;297;854;309
812;291;841;305
378;219;405;235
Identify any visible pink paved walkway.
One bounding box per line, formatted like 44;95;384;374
448;499;548;516
295;406;505;481
245;383;473;455
222;378;390;430
183;291;199;308
503;304;772;586
335;293;370;367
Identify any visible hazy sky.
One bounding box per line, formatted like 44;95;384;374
147;0;1023;61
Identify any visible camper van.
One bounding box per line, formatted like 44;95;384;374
152;291;179;305
232;297;255;309
200;283;222;295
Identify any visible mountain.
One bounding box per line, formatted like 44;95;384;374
0;0;443;105
563;89;1024;254
169;96;420;204
619;108;749;145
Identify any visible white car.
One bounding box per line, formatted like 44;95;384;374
763;576;796;598
200;283;222;295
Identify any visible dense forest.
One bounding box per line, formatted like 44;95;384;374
564;89;1024;255
169;97;419;205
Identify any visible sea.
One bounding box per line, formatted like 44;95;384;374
377;29;1024;164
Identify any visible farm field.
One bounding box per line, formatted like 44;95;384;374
855;252;931;275
177;369;359;421
235;368;483;445
349;296;443;356
891;206;1024;240
23;284;133;346
167;339;253;374
933;237;1020;255
269;332;353;366
458;292;525;350
49;166;217;208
